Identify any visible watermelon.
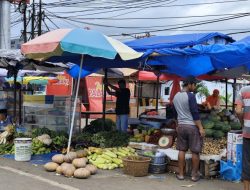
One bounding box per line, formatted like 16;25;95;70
202;120;214;129
214;122;224;130
230;122;241;130
222;124;231;133
209;116;220;122
205;129;214;137
213;130;224;139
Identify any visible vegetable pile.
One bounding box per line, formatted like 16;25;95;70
87;146;137;170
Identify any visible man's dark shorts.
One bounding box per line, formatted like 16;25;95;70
176;124;203;154
242;138;250;180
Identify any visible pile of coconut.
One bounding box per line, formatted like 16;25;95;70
44;150;97;179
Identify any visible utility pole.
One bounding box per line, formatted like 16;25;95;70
0;0;11;49
38;0;42;36
23;2;27;42
18;0;28;42
31;0;36;39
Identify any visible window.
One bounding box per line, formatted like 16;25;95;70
165;87;170;95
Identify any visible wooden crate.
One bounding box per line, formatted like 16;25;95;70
167;159;220;178
186;159;220;178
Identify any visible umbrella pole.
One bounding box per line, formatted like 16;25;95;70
156;75;160;111
102;69;108;130
67;55;83;153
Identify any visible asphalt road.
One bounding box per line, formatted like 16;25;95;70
0;158;242;190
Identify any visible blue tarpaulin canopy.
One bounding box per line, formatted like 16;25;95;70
146;36;250;77
125;33;250;77
125;32;234;52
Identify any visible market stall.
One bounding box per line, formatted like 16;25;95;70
0;31;249;183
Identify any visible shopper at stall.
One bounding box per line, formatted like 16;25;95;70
203;89;221;110
105;79;130;132
235;86;250;190
173;76;205;182
0;77;7;111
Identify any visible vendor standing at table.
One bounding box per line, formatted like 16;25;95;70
203;89;221;110
105;79;130;133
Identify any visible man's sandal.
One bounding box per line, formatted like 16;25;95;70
176;174;185;180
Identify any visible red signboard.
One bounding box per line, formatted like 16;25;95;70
46;72;72;96
10;0;30;4
85;76;103;115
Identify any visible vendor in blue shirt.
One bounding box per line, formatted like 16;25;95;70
0;109;13;132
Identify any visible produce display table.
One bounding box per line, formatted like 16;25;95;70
81;111;116;126
139;115;168;129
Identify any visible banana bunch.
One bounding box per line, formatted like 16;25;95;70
0;131;9;144
87;147;137;170
0;125;15;144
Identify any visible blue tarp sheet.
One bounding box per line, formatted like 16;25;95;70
147;36;250;77
1;152;57;165
125;32;234;52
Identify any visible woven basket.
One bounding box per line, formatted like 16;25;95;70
122;156;151;177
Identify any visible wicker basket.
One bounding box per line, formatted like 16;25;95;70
122;156;151;177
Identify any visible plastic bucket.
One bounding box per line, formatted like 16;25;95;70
14;138;32;161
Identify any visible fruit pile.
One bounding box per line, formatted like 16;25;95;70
87;147;137;170
172;137;227;155
129;127;162;144
32;138;51;155
201;109;241;139
44;150;97;179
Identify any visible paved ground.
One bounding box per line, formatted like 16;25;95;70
0;158;242;190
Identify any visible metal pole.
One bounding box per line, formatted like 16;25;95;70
225;79;228;109
136;81;140;117
19;89;22;125
67;55;83;153
156;75;160;111
13;73;17;124
232;78;236;113
102;69;108;129
0;0;11;49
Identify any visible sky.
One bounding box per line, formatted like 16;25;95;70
10;0;250;41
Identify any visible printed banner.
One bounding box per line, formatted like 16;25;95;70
46;72;72;96
85;76;103;117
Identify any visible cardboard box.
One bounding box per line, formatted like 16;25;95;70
227;131;243;163
232;144;243;163
232;133;243;144
227;143;232;161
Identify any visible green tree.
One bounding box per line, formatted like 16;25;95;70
196;82;210;99
220;93;232;106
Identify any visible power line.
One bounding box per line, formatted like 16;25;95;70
48;12;250;30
